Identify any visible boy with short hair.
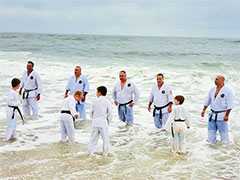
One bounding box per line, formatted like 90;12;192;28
164;95;190;155
60;90;83;143
4;78;23;141
88;86;112;156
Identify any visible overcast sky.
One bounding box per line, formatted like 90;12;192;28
0;0;239;38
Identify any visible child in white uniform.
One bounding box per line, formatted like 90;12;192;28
60;90;83;143
88;86;112;156
164;95;190;155
4;78;22;141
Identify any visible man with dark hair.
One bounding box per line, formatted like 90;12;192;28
157;73;164;78
201;75;234;143
112;71;139;125
19;61;42;117
27;61;34;67
65;66;89;120
148;73;173;129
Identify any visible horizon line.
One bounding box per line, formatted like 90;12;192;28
0;31;239;40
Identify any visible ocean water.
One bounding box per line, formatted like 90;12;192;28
0;33;239;180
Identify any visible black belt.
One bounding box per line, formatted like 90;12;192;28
209;109;226;122
171;123;174;138
23;88;37;99
153;102;170;120
61;110;76;128
174;119;185;122
8;105;24;124
118;100;133;114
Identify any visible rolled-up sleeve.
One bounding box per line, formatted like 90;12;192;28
112;85;117;102
36;73;42;94
132;83;139;104
83;76;89;93
204;89;212;107
226;89;234;110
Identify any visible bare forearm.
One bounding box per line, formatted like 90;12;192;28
201;105;208;117
148;102;152;108
225;109;231;117
148;102;152;112
202;105;208;111
64;90;69;97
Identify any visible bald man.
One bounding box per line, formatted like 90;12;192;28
201;75;234;143
65;66;89;120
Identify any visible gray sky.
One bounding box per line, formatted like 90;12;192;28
0;0;239;38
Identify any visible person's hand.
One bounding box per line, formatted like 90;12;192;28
148;106;151;112
36;94;40;101
129;102;134;108
223;115;229;121
201;110;205;117
114;101;118;106
168;106;172;113
81;96;86;102
19;89;22;95
74;114;78;119
64;94;68;98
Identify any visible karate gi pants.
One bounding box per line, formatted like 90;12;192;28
76;102;86;120
172;127;186;153
154;113;169;128
60;114;75;143
88;127;109;156
118;105;133;124
208;119;229;143
4;113;17;141
23;97;38;116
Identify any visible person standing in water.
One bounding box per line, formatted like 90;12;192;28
65;66;89;120
88;86;112;156
164;95;190;155
4;78;23;141
60;90;83;143
19;61;42;117
112;71;139;125
148;73;173;129
201;75;234;143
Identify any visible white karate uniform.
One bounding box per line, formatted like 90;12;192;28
112;80;139;105
4;89;21;141
204;85;234;143
66;74;89;95
88;96;112;156
149;83;174;128
164;105;190;153
60;96;78;143
204;85;234;121
66;74;89;119
21;70;42;116
112;80;139;124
